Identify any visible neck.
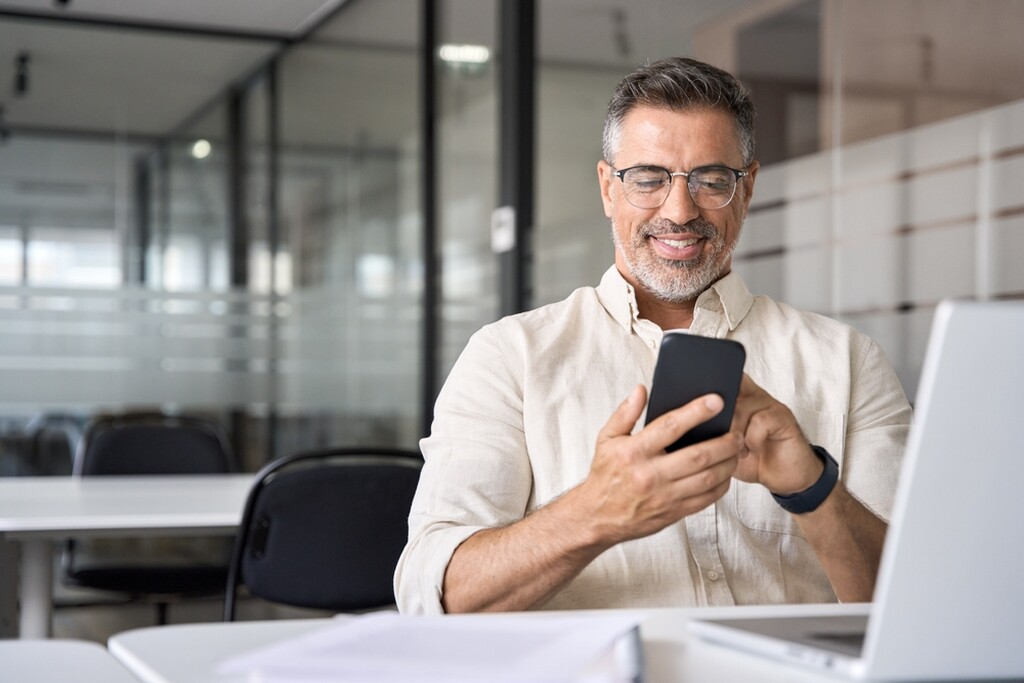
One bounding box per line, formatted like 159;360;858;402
633;286;698;330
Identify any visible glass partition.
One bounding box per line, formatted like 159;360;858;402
273;10;422;453
435;0;500;377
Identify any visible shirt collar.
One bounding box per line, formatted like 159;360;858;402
595;265;754;333
596;266;642;331
694;270;755;332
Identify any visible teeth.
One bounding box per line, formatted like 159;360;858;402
660;237;700;248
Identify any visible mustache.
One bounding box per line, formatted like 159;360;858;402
639;218;718;241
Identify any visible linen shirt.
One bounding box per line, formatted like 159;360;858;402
395;266;911;614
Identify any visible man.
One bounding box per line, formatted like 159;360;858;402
395;57;911;614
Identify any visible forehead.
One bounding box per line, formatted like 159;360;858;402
615;105;743;167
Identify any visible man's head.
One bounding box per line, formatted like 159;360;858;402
598;57;758;307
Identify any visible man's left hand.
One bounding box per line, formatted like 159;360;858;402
730;374;823;495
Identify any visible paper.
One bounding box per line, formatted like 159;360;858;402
217;611;642;683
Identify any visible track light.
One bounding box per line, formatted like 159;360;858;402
15;52;30;97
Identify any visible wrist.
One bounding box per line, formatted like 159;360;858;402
771;445;839;514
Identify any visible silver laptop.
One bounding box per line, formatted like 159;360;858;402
689;300;1024;681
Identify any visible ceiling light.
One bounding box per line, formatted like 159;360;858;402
191;139;212;159
439;44;490;65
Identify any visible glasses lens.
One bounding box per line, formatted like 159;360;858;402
687;167;737;209
621;167;671;209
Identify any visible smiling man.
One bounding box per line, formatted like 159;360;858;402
395;57;912;614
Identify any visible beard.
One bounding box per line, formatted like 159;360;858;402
612;216;737;303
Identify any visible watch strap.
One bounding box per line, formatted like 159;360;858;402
771;445;839;514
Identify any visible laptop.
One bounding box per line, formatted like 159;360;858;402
689;299;1024;681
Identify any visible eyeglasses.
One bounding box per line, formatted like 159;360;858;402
611;164;750;210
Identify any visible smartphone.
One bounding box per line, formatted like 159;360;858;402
645;333;746;451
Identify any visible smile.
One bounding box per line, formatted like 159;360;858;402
657;237;702;248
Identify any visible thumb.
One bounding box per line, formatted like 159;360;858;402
598;384;647;442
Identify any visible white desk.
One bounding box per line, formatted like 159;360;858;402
108;605;872;683
0;474;253;639
0;638;142;682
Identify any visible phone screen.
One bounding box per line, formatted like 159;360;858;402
645;333;746;451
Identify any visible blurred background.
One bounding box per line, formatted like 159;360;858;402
1;0;1022;475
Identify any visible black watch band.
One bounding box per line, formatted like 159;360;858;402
771;445;839;514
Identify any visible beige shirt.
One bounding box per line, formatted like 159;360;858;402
395;266;911;614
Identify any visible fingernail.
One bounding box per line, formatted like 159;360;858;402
704;394;723;410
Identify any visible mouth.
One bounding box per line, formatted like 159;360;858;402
649;234;705;261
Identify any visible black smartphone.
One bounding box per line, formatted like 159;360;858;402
645;333;746;451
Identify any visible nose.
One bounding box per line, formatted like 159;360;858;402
658;177;701;225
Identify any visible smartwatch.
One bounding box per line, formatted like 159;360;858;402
771;445;839;514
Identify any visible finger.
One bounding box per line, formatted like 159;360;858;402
730;374;773;436
641;393;724;454
659;456;741;516
597;384;648;443
658;430;742;481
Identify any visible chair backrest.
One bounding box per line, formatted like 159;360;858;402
74;413;233;476
224;447;423;620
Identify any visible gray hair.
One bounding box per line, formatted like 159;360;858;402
602;57;756;167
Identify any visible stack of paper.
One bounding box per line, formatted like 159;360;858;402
218;611;643;682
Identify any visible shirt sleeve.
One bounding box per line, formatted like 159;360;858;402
842;336;913;522
394;323;533;614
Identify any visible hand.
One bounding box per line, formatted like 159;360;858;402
730;374;823;495
570;384;742;546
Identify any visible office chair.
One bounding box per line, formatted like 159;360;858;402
62;412;235;625
224;447;423;621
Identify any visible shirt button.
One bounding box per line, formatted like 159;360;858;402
707;570;720;581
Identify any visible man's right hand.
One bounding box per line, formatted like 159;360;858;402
567;384;743;546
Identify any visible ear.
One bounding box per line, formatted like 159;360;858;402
737;160;759;218
597;160;616;218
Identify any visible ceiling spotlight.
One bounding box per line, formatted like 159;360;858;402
191;139;212;159
439;44;490;65
15;52;30;97
438;44;490;77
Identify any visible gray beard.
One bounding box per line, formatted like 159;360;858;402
611;217;736;303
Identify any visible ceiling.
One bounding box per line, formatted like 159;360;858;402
0;0;347;138
0;0;757;141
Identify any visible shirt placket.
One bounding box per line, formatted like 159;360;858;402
683;504;735;605
683;303;736;605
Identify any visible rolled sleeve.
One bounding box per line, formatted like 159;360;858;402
394;325;534;614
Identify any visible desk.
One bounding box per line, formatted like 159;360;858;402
108;604;871;683
0;474;253;639
0;638;142;682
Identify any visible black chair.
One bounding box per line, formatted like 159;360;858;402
62;412;235;625
224;447;423;621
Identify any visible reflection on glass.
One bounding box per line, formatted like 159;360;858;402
275;13;422;451
438;0;499;376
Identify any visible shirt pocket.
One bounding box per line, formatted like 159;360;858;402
733;404;846;535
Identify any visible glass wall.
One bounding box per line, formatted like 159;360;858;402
0;5;424;475
436;0;500;377
274;5;423;454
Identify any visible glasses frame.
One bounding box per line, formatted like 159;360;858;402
611;164;751;210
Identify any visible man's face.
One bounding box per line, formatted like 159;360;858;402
598;106;758;303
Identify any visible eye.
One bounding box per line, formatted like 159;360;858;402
624;167;668;191
692;168;733;192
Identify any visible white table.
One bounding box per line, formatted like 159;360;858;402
107;604;873;683
0;474;253;639
0;638;142;682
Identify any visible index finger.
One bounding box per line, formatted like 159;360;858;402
640;393;725;454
